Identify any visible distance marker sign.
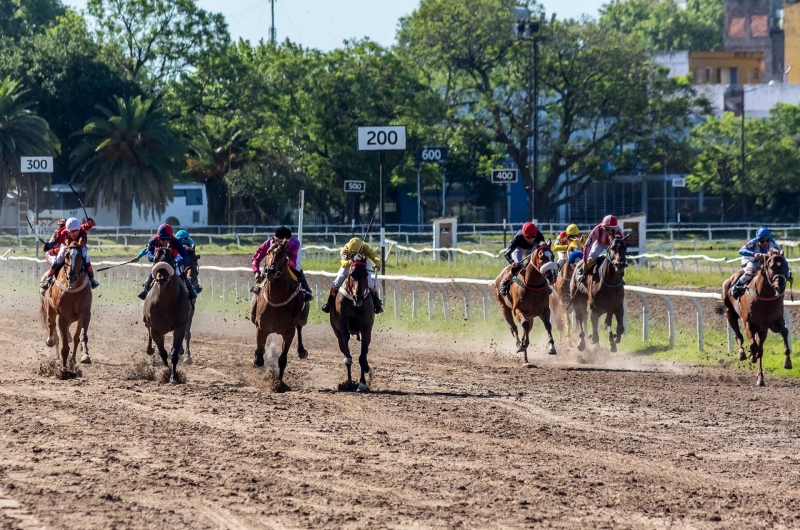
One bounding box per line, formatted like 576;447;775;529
491;168;519;184
357;126;407;151
344;180;366;193
21;157;53;173
416;146;448;165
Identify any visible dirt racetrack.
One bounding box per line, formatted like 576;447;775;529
1;291;800;529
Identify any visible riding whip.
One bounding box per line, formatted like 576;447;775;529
355;215;376;257
94;257;141;272
26;215;48;246
68;183;90;221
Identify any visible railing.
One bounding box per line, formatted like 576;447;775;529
3;254;796;355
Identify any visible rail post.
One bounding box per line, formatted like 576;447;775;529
637;292;649;342
410;281;418;319
657;294;675;348
421;282;434;322
388;278;400;319
456;283;470;320
476;284;490;323
689;297;704;352
314;276;321;311
435;283;449;321
784;307;792;352
727;322;734;353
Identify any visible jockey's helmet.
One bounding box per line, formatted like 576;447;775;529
157;223;173;239
275;226;292;239
601;215;618;228
566;224;581;237
66;218;80;232
522;222;537;237
57;219;66;229
175;229;190;241
558;230;567;240
345;237;364;254
756;226;771;241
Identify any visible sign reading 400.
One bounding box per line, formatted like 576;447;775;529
357;126;407;151
491;168;519;184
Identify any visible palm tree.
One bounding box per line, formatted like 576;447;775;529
70;95;183;226
0;77;61;212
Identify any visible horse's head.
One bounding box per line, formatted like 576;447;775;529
183;246;200;289
608;235;629;272
532;240;557;285
265;239;288;282
345;255;370;307
763;250;788;294
64;242;84;286
152;247;176;283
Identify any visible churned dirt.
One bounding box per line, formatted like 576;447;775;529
1;291;800;529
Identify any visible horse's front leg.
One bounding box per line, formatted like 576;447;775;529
79;311;92;364
541;307;556;356
771;319;793;370
604;310;616;352
589;307;602;345
745;323;759;364
614;303;625;345
296;325;308;359
151;331;169;368
253;326;268;368
277;327;296;389
574;299;587;352
358;329;372;392
57;315;71;369
334;322;353;383
170;325;187;384
515;309;531;364
70;322;81;367
45;301;57;348
755;328;768;387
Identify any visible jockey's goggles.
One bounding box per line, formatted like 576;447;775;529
275;237;290;244
758;238;770;244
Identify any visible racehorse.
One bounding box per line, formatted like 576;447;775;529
717;251;792;386
329;257;375;391
143;247;194;383
40;242;93;368
570;236;628;352
251;240;309;391
553;251;581;339
494;242;558;366
181;246;200;365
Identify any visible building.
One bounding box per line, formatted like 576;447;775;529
786;0;800;82
724;0;785;82
690;51;764;85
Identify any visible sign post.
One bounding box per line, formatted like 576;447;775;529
358;126;407;305
416;146;448;224
344;181;366;224
491;169;519;232
21;157;54;259
297;190;304;259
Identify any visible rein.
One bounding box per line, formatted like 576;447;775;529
262;247;302;307
599;249;625;288
54;274;89;293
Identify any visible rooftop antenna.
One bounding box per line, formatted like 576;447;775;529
269;0;277;44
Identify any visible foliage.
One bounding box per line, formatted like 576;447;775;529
0;76;60;210
599;0;725;52
0;0;65;39
70;95;183;225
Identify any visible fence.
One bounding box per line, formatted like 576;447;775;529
2;254;796;356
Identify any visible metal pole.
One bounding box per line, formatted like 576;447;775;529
269;0;276;44
506;182;511;225
532;18;541;222
441;169;446;218
417;167;422;228
741;92;747;219
380;151;386;302
34;174;39;259
297;189;304;253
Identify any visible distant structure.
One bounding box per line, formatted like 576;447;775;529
269;0;277;44
723;0;784;82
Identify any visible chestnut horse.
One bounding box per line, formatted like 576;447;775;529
41;242;93;368
251;241;309;391
553;252;580;339
494;242;558;366
330;259;374;391
570;236;628;352
717;251;792;386
143;247;194;383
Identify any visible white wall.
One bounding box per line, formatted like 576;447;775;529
654;51;690;78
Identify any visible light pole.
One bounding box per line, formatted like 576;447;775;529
739;80;774;219
513;7;547;221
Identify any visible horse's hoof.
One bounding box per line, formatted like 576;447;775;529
343;356;353;365
756;379;765;387
253;357;264;368
146;347;155;356
522;363;535;369
183;356;193;366
80;355;91;365
357;383;370;393
170;377;178;384
547;344;557;356
610;343;617;353
577;342;586;352
785;358;793;370
45;338;55;348
738;351;747;362
298;349;309;360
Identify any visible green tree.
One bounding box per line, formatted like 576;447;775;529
399;0;708;220
70;95;183;225
599;0;725;52
86;0;230;94
0;76;60;211
0;0;65;39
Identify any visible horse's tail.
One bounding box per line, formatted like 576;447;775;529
39;290;49;329
713;302;726;316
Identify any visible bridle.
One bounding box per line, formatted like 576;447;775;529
762;253;788;298
600;238;627;288
524;245;555;288
65;244;84;287
153;247;176;281
344;259;370;306
264;240;288;282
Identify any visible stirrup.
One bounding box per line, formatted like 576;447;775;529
321;303;331;313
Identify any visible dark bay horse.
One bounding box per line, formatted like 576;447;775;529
330;258;375;391
251;241;309;391
570;236;628;352
180;246;200;365
553;252;580;339
41;242;93;368
494;242;558;366
718;251;792;386
143;247;194;383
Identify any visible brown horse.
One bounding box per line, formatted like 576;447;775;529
180;246;200;365
570;236;628;352
494;242;558;365
41;242;93;368
143;247;194;383
330;259;375;391
553;255;579;339
718;252;791;386
251;240;309;391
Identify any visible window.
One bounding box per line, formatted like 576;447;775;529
730;67;739;86
193;211;200;223
185;189;203;205
751;15;768;37
729;17;746;37
704;68;712;83
716;68;722;84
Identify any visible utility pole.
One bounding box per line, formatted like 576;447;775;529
269;0;277;44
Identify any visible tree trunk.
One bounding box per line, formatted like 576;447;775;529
119;192;134;227
0;165;9;214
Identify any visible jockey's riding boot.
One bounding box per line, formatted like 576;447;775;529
182;275;197;300
86;266;99;289
194;284;203;294
251;275;262;294
731;276;749;300
40;267;55;293
321;288;336;313
296;270;314;302
499;275;513;296
138;275;153;300
371;290;384;314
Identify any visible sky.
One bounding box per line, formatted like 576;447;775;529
62;0;608;52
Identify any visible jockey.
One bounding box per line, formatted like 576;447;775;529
250;226;313;302
730;226;783;299
320;237;383;314
174;229;203;294
498;221;544;296
40;217;99;291
576;215;624;284
137;223;197;300
552;224;584;268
